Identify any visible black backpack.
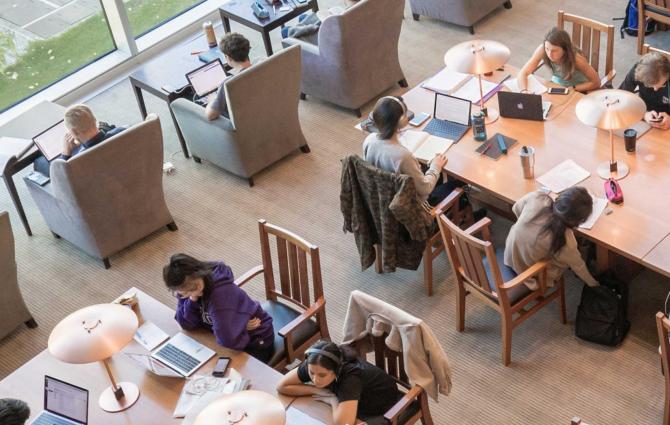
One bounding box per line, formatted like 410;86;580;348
575;272;630;346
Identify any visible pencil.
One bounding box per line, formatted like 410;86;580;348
480;143;492;156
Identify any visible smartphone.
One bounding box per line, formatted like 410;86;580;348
409;112;431;127
212;356;230;377
548;87;569;95
650;116;663;122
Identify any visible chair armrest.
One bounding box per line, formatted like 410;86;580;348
278;297;325;337
464;217;492;240
233;265;264;287
430;187;463;217
23;176;56;199
500;260;548;291
281;37;320;57
383;385;423;422
600;69;616;88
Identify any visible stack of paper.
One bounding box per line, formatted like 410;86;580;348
421;68;471;93
504;74;548;95
451;77;501;105
578;195;608;230
536;159;590;193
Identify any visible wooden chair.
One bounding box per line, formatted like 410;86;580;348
436;215;566;365
351;333;434;425
557;10;616;87
638;0;670;54
656;311;670;425
234;220;330;372
374;187;471;296
642;43;670;58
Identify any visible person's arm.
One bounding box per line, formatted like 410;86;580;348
517;45;544;92
512;191;541;218
276;366;323;397
331;400;358;425
573;54;601;92
618;63;639;92
555;231;599;287
397;154;442;199
174;298;203;330
209;300;251;351
205;85;225;121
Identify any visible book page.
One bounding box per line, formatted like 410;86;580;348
399;130;428;153
504;74;548;95
421;68;471;93
412;135;454;162
452;78;499;104
536;159;590;194
579;195;608;230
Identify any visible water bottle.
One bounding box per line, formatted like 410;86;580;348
203;21;217;48
472;112;487;141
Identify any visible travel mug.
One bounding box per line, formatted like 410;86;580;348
624;129;637;153
203;21;217;48
520;146;535;179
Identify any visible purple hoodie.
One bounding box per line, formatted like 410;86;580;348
175;262;274;351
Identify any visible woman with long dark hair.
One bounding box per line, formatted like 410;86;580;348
277;340;402;425
163;253;275;363
503;187;599;290
517;27;600;93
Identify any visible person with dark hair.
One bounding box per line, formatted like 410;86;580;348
0;398;30;425
162;253;275;363
619;51;670;130
504;187;599;290
205;32;253;121
276;340;403;425
517;27;600;93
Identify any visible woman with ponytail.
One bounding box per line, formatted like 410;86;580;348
277;340;403;425
162;253;275;363
503;187;599;290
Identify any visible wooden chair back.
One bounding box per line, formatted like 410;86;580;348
637;0;670;53
642;43;670;59
656;311;670;425
557;10;615;80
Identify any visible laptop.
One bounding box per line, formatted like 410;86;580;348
498;91;551;121
185;58;228;98
423;93;471;142
128;332;215;378
33;120;67;161
30;375;88;425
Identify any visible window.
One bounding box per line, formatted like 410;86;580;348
0;1;116;112
125;0;207;38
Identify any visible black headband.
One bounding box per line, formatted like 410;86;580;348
305;348;341;366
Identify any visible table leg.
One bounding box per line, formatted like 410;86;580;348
132;83;148;119
221;13;232;33
168;103;190;158
262;31;273;56
3;169;32;236
310;0;319;13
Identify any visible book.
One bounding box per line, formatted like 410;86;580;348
536;159;590;194
399;130;454;161
504;74;548;95
421;68;472;94
451;77;501;106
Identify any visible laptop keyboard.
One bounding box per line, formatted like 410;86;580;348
154;343;199;374
424;118;469;141
32;411;77;425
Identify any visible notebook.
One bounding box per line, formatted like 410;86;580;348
475;133;517;160
399;130;454;161
504;74;548;95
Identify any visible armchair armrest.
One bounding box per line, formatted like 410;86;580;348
501;260;548;292
383;385;423;423
281;37;320;57
234;265;264;287
464;217;492;241
430;187;463;217
278;297;325;337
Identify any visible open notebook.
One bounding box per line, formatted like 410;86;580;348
399;130;454;161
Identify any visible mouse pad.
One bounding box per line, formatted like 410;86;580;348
475;133;517;160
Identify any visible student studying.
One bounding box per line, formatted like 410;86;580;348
619;51;670;130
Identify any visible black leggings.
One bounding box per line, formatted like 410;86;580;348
245;341;275;364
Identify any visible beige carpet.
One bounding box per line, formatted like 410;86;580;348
2;0;670;423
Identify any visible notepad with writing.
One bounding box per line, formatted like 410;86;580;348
400;130;454;161
421;68;472;93
536;159;590;194
504;74;548;95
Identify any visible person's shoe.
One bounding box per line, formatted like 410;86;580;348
473;208;487;222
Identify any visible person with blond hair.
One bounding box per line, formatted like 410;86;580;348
620;51;670;130
33;104;124;177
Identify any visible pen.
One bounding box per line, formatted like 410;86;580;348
190;50;206;55
480;143;492;156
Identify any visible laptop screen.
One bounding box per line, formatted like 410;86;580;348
186;59;227;97
33;120;67;161
434;93;471;126
44;375;88;424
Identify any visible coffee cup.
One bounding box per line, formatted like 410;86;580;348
624;129;637;153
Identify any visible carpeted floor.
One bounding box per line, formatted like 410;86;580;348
2;0;670;423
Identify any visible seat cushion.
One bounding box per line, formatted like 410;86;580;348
262;300;320;366
482;247;531;304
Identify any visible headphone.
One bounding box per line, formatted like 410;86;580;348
305;348;343;375
378;96;407;115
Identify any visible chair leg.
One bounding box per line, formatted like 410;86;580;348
503;0;512;8
247;177;255;187
166;221;178;231
501;315;513;366
412;13;419;20
665;384;670;425
468;25;475;35
353;108;362;118
398;78;408;88
419;392;434;425
25;318;38;329
456;282;466;332
558;276;567;324
300;92;307;100
51;231;61;239
193;156;202;164
300;144;311;153
103;258;111;269
374;244;383;274
423;245;433;296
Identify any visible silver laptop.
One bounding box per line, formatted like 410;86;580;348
128;332;215;378
185;58;227;97
498;91;551;121
30;375;88;425
33;120;67;161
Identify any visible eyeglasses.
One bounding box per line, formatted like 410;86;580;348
171;285;199;299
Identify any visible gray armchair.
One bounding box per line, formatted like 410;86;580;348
0;211;37;338
24;114;177;269
409;0;512;34
281;0;407;117
170;45;309;187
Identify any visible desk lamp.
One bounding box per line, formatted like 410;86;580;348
48;304;140;412
575;89;646;180
444;40;510;124
193;390;285;425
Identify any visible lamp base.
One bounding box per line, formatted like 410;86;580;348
597;161;629;180
479;106;500;124
99;382;139;412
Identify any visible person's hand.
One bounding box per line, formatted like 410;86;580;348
312;393;338;408
206;92;217;104
430;153;448;170
62;132;77;156
657;112;670;130
645;111;662;127
246;317;261;331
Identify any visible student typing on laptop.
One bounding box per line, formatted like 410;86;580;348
163;254;275;363
0;398;30;425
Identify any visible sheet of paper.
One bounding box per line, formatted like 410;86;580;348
579;195;608;230
504;74;548;95
286;406;328;425
399;130;428;152
176;371;242;419
452;77;499;104
536;159;590;194
412;135;454;162
134;321;169;351
421;68;471;93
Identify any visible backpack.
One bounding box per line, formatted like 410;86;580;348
617;0;656;38
575;272;630;346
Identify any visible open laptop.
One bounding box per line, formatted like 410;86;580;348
498;91;551;121
127;332;215;378
423;92;471;142
33;120;67;161
185;58;228;98
30;375;88;425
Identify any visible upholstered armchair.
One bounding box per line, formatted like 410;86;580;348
409;0;512;34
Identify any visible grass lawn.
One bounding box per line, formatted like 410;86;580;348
0;0;203;112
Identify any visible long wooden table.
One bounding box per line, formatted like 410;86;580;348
402;66;670;276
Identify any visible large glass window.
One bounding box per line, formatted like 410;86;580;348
125;0;206;38
0;1;116;112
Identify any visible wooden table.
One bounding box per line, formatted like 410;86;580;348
402;65;670;274
0;101;66;235
219;0;318;56
0;288;291;424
